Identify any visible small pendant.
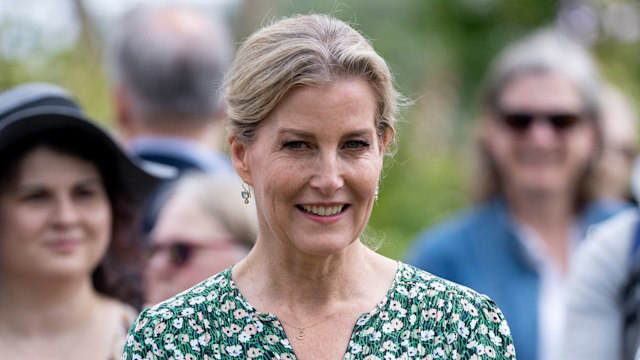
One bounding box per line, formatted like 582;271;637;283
296;328;305;340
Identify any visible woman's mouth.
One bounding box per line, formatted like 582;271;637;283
296;204;349;216
46;239;81;253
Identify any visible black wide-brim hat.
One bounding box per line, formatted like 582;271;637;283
0;82;173;210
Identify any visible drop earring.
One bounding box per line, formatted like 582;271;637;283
241;183;251;204
375;185;379;201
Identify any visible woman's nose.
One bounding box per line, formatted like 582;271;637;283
52;196;80;225
309;153;344;196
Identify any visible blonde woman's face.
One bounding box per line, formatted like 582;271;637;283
0;147;111;280
231;79;389;257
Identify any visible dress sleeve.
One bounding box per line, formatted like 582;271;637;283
447;292;516;360
122;308;168;360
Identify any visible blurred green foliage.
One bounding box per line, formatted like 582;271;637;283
2;0;639;260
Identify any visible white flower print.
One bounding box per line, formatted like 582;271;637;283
356;316;369;326
489;330;502;346
407;346;418;357
280;338;292;349
238;331;251;343
397;308;407;318
254;321;264;332
446;333;457;344
382;323;395;334
173;318;184;329
499;320;511;336
383;353;397;360
370;331;382;341
189;296;206;305
421;330;435;341
225;345;242;357
408;287;419;299
432;347;445;358
396;286;409;296
189;339;200;351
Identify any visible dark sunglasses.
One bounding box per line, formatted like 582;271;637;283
498;111;584;133
147;239;236;267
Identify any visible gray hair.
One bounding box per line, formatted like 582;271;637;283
107;4;233;125
483;28;601;117
475;28;604;206
224;14;401;147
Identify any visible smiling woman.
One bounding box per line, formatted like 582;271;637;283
123;14;515;359
0;82;162;360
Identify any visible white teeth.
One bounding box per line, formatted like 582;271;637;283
301;205;344;216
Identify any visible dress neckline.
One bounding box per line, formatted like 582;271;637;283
225;260;403;339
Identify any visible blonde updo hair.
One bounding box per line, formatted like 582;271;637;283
225;14;399;147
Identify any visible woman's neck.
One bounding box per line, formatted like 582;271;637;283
249;240;368;304
234;239;396;317
0;274;99;336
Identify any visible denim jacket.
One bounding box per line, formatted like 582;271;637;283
405;197;629;360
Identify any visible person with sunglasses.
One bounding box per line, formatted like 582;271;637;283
406;29;630;360
144;173;257;305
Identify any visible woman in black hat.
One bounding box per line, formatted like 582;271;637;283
0;83;163;359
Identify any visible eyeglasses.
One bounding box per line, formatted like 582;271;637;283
147;239;237;267
497;111;585;133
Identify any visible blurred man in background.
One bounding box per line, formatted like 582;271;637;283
107;3;234;174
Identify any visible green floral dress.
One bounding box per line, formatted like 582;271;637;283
122;262;515;359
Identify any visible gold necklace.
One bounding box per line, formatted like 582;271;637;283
245;248;366;341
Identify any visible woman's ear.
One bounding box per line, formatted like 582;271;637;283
229;134;253;186
380;127;394;155
376;128;394;171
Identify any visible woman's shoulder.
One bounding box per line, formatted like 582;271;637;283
123;269;236;357
396;262;496;304
138;269;234;322
393;262;516;357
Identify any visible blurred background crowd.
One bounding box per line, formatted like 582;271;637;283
3;1;640;359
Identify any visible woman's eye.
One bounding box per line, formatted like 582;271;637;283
23;192;48;202
75;189;94;198
283;141;307;149
345;140;370;149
